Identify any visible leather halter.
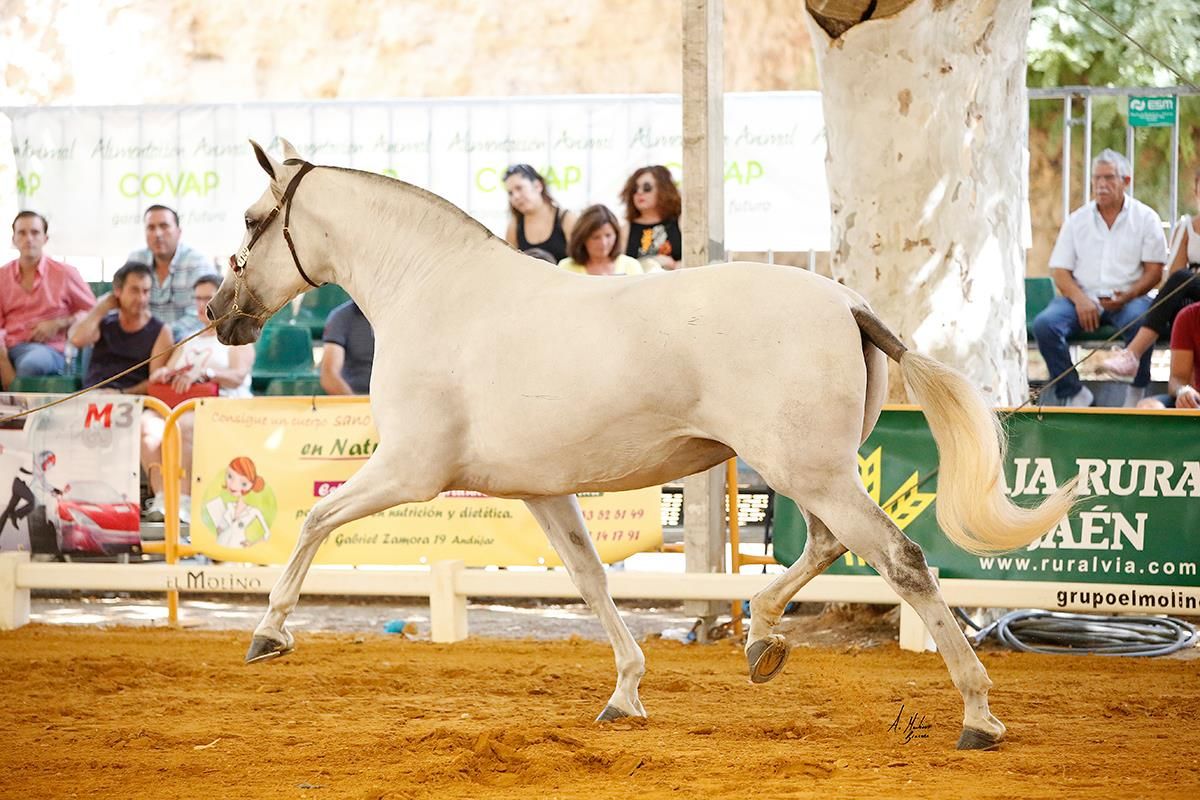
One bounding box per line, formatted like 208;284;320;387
230;159;322;290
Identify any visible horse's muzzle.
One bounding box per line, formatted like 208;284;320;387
214;315;264;347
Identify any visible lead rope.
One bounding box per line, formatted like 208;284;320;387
0;270;296;426
850;269;1200;499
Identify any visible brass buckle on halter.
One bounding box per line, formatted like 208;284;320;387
235;246;250;271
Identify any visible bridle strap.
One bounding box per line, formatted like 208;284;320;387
232;159;321;289
281;160;321;288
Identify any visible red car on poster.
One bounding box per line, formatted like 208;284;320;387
53;480;141;556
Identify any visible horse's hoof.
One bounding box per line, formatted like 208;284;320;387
245;635;293;664
596;704;631;723
956;727;1003;751
746;634;790;684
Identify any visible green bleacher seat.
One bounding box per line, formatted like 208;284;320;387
251;322;316;392
1024;276;1055;339
291;284;351;339
1025;276;1119;343
264;376;325;396
9;375;83;394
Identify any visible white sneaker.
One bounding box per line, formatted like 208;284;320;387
1059;385;1094;408
143;494;165;522
1101;348;1139;378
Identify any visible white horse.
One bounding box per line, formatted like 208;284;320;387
209;140;1074;750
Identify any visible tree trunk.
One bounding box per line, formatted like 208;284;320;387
806;0;1031;405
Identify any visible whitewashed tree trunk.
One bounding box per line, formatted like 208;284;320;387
806;0;1031;405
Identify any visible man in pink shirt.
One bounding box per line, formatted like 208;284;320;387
0;211;96;388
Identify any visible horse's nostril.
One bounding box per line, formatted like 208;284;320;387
206;305;217;321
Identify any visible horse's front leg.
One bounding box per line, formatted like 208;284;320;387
524;495;646;722
246;447;437;663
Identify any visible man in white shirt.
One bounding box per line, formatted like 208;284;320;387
1032;149;1167;406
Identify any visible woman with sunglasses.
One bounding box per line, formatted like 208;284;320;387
503;164;577;263
558;205;649;276
619;166;683;271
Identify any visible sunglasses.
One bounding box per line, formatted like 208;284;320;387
504;164;539;181
635;182;656;194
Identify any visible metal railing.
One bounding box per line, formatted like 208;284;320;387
1029;85;1199;226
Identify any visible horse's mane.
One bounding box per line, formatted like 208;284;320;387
325;166;500;246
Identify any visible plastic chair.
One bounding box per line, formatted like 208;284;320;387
1026;276;1119;343
251;322;316;392
291;284;351;339
9;375;83;394
264;376;326;396
88;280;112;298
1024;277;1055;340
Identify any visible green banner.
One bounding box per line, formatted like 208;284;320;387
775;408;1200;587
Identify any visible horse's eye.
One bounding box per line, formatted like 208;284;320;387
244;217;254;229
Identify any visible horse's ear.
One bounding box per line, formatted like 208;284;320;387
279;137;303;163
250;139;280;180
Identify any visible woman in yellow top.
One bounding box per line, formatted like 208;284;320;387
557;205;653;276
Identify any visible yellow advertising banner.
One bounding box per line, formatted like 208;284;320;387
189;398;662;566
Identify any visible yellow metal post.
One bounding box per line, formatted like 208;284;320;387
142;397;179;625
726;457;743;636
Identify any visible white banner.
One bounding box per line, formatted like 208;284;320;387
1;92;830;260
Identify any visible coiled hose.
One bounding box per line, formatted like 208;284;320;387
955;608;1200;657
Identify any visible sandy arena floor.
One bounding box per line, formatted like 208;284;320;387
2;620;1199;800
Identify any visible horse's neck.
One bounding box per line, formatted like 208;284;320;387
324;177;527;322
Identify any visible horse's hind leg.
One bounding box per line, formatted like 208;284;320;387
798;479;1005;750
745;509;846;683
524;495;646;722
246;448;434;663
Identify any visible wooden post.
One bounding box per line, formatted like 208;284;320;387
0;551;30;630
899;567;938;653
430;560;468;643
681;0;726;628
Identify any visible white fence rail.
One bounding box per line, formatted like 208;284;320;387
5;552;1196;653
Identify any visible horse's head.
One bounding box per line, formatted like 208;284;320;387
209;138;329;345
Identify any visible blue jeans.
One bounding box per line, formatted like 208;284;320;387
1032;295;1153;398
8;342;66;378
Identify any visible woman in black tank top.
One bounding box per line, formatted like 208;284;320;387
504;164;577;263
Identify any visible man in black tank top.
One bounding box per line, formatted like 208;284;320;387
68;260;175;520
70;261;173;394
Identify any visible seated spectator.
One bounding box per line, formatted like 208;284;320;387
68;261;174;520
1032;149;1166;407
619;165;683;271
320;300;374;395
147;275;256;521
1136;301;1200;410
503;164;577;263
1103;167;1200;378
558;205;649;276
126;205;219;341
149;276;254;400
0;211;96;388
522;247;558;264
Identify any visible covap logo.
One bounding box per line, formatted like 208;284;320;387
118;170;220;198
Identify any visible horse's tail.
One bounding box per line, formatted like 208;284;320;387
851;306;1075;555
